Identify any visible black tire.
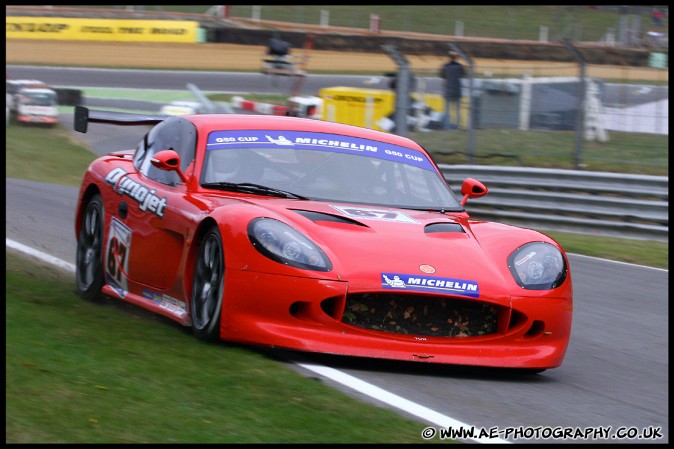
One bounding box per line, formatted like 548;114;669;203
191;227;225;341
76;194;105;301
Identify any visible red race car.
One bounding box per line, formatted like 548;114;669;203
73;106;572;371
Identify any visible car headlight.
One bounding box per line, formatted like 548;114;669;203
248;218;332;272
507;242;567;290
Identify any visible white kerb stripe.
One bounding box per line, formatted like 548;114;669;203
6;238;76;273
297;362;510;444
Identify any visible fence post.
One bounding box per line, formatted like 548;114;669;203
414;77;426;132
560;39;586;170
381;44;410;137
362;96;373;129
369;14;380;33
584;80;609;142
455;20;464;37
519;72;532;130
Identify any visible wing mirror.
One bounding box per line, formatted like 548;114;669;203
150;150;188;183
460;178;488;206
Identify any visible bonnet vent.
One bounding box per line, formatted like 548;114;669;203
292;210;368;227
424;222;465;234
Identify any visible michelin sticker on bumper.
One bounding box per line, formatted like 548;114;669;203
381;272;479;298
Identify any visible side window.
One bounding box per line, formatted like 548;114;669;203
136;117;197;186
132;133;148;171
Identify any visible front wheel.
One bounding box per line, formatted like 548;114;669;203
191;227;225;341
76;194;105;301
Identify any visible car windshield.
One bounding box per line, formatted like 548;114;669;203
19;90;56;106
201;130;462;211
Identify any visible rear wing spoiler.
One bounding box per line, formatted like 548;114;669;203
74;105;166;133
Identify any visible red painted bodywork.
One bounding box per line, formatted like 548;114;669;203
75;114;573;370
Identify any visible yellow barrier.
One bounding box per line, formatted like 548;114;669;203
319;86;464;131
6;16;199;43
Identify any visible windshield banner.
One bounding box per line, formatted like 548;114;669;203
206;130;434;171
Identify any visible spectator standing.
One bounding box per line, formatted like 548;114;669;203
651;8;664;26
439;51;465;130
266;37;291;60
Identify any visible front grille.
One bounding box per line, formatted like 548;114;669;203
342;293;499;337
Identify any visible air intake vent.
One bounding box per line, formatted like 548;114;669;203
292;209;368;227
343;293;498;337
425;223;464;234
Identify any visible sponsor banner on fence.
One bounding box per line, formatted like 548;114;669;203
6;17;199;43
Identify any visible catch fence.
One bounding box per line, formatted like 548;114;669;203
360;54;668;175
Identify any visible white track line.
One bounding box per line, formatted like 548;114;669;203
6;237;508;444
7;238;75;273
298;362;509;443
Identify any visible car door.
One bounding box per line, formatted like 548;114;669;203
115;117;199;291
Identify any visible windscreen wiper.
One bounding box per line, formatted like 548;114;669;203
201;182;309;200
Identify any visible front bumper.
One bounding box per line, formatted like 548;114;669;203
220;270;572;369
17;114;58;124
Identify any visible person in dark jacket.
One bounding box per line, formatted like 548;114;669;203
439;51;465;130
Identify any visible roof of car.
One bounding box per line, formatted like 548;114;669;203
185;114;424;150
7;79;49;87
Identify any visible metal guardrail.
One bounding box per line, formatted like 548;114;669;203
439;165;669;242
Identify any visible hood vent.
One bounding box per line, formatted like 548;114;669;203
425;222;465;234
292;209;369;227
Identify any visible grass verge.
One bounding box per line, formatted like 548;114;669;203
5;252;440;444
6;122;95;186
544;231;667;269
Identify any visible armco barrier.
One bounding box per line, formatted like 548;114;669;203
439;165;669;242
